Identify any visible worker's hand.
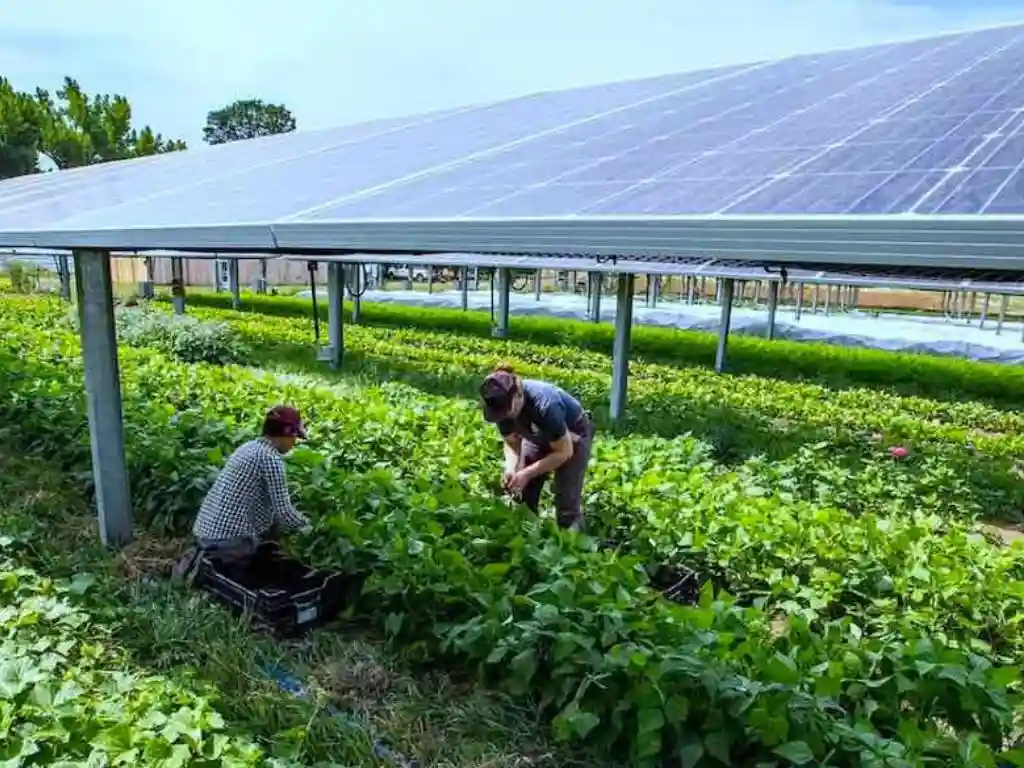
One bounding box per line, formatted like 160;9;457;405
506;469;533;494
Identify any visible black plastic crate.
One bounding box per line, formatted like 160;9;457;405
194;543;356;636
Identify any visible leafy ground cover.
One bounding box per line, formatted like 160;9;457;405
2;295;1024;765
0;447;612;767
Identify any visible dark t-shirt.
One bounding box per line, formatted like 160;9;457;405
498;379;584;447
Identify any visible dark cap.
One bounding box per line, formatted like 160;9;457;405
263;405;307;438
480;371;518;423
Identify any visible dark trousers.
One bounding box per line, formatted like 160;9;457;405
520;418;594;529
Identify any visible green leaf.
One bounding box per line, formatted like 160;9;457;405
774;741;815;765
637;707;664;735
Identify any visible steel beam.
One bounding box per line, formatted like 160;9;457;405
534;269;542;301
461;267;469;310
327;262;344;368
494;267;511;337
767;280;779;340
73;250;132;547
715;278;735;374
610;274;635;422
589;272;603;322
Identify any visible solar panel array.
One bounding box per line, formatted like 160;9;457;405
3;24;1024;237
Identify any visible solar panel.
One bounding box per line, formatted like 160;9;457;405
5;23;1024;265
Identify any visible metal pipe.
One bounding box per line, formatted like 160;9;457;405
795;282;804;320
494;267;511;337
767;281;779;341
228;259;240;310
980;292;991;328
57;254;71;301
811;285;819;313
427;267;434;294
687;276;695;305
351;264;362;324
534;269;542;301
73;250;132;547
997;294;1009;334
461;267;470;311
715;279;735;374
610;274;634;422
257;259;268;294
327;262;344;368
170;257;186;315
589;272;603;322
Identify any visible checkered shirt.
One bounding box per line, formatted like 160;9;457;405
193;438;308;542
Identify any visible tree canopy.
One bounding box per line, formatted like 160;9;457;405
0;76;186;180
202;98;296;145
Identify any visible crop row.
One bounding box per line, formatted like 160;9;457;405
0;542;288;766
0;296;1022;765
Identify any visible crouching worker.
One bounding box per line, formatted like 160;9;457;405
480;365;594;532
172;405;311;582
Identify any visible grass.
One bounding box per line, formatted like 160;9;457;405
0;444;615;767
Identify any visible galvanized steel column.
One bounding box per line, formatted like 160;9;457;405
715;278;735;374
228;259;240;310
494;267;511;337
170;257;186;315
997;294;1009;335
57;254;71;301
767;281;779;341
534;270;542;301
461;267;469;311
589;272;602;322
327;262;344;368
610;274;635;422
73;250;132;547
351;264;362;324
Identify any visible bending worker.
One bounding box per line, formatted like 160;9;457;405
174;405;311;580
480;364;594;532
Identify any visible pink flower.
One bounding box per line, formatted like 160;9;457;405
889;445;908;460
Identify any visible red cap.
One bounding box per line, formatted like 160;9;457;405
263;405;307;438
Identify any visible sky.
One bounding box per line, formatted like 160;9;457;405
2;1;1024;147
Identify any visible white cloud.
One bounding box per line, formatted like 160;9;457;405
1;0;1021;144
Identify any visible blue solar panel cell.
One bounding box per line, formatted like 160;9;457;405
9;21;1024;238
926;168;1009;213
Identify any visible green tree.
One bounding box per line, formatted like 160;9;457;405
0;78;46;179
0;76;186;180
202;98;296;145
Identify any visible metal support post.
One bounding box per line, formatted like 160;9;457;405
494;267;511;337
57;254;72;301
256;259;268;294
427;267;434;294
405;264;413;292
753;281;762;306
795;283;804;320
651;276;660;308
980;293;991;329
997;294;1009;334
138;256;155;299
73;250;132;547
610;274;634;422
534;269;542;301
352;264;362;324
170;257;186;315
228;259;240;309
327;262;344;368
687;276;695;305
766;281;779;341
588;272;602;322
715;278;735;374
461;268;469;310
